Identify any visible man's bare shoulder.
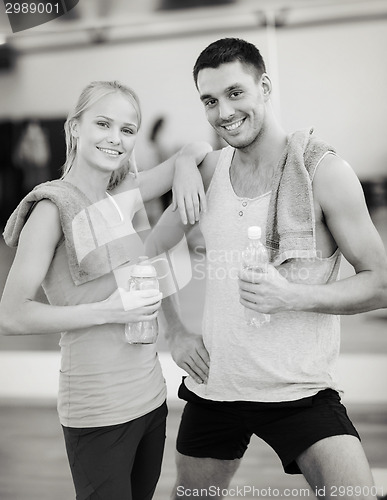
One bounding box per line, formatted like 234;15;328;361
313;152;367;216
200;149;222;191
314;153;360;195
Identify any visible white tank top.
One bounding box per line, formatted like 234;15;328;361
185;146;342;402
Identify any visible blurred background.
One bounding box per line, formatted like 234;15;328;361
0;1;386;499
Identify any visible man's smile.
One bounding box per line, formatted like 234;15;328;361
222;119;245;132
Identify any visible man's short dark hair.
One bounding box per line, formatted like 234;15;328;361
193;38;266;87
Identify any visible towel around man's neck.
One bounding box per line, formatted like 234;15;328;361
266;128;335;265
3;180;137;285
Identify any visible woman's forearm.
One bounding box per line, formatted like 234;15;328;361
0;286;162;336
0;299;106;336
138;141;212;202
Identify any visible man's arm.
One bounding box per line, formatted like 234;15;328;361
239;155;387;315
145;151;220;382
145;204;210;384
308;154;387;313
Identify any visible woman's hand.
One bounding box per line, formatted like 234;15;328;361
172;142;212;225
99;288;163;324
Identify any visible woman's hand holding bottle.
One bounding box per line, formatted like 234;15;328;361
99;288;163;325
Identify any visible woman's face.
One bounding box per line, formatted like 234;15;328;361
72;92;139;175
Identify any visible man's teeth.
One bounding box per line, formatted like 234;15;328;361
225;120;243;131
99;148;120;155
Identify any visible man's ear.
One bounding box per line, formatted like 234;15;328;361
261;73;272;99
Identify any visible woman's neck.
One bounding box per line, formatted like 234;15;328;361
63;164;110;203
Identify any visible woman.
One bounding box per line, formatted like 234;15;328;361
0;80;210;500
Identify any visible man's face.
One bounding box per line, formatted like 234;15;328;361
197;60;266;149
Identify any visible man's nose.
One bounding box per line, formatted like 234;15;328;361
218;100;235;121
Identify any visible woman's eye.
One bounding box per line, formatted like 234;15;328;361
97;121;109;128
122;128;135;135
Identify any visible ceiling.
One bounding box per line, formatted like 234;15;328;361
1;0;387;53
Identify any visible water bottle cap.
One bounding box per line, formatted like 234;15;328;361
131;257;157;278
248;226;262;239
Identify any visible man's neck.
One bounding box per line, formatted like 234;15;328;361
230;126;288;198
235;124;288;169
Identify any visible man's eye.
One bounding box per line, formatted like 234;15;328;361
205;100;216;108
230;91;242;98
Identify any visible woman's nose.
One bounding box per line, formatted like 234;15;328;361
107;128;121;144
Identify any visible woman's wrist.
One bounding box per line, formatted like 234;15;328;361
178;141;212;166
89;301;111;326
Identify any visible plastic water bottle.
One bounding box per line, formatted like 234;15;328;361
125;257;159;344
241;226;270;327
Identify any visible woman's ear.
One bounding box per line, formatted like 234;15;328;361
70;119;79;139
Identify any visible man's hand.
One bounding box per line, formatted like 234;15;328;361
169;327;210;384
238;264;295;314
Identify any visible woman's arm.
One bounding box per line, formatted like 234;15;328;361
0;200;162;336
138;141;212;223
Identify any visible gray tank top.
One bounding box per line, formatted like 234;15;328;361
185;146;342;402
42;184;166;427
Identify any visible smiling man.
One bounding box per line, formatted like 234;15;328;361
151;38;387;499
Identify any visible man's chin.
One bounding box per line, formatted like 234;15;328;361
222;136;253;150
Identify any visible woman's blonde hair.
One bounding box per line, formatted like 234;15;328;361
62;80;142;190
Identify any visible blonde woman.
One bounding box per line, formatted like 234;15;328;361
0;80;210;500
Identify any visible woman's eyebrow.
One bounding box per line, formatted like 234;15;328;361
96;115;137;127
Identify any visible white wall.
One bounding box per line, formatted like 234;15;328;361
1;18;387;177
1;350;386;404
277;20;387;178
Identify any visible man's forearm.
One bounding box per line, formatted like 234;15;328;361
161;293;185;344
289;270;387;315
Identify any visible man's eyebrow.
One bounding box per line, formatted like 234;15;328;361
200;84;243;102
225;83;243;92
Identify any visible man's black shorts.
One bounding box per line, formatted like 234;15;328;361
176;381;360;474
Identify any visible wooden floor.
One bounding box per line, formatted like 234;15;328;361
0;400;386;500
0;207;386;499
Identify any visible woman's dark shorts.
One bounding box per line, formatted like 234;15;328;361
176;381;360;474
62;402;167;500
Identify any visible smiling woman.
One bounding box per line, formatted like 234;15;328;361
0;80;211;500
63;92;139;198
62;81;142;196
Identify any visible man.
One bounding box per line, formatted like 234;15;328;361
149;38;387;499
